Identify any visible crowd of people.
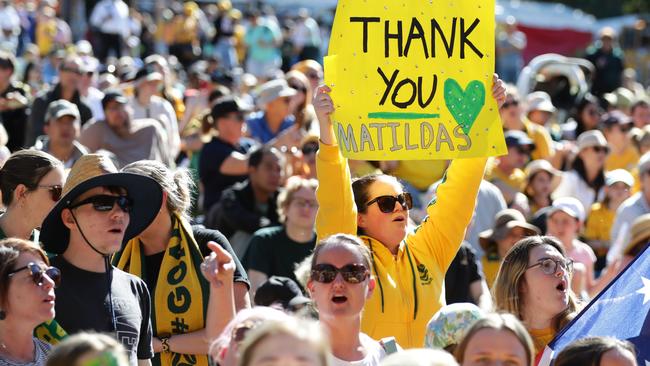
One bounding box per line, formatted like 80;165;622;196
0;0;648;366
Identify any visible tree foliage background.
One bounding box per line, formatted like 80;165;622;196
536;0;649;18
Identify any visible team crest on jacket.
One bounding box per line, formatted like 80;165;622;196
417;264;432;285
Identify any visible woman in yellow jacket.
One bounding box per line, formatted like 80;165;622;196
312;77;506;348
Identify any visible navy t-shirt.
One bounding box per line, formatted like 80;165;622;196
198;136;257;211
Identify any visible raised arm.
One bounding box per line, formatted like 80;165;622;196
313;85;358;242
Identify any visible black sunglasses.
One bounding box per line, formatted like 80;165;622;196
366;192;413;213
37;185;63;201
591;146;609;154
69;195;133;213
310;263;369;284
526;258;574;275
500;100;520;109
7;262;61;288
301;142;319;155
289;83;307;93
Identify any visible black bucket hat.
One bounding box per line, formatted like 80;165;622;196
40;154;163;254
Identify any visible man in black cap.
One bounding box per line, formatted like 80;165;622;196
79;90;171;167
199;96;258;212
486;130;535;206
38;154;164;365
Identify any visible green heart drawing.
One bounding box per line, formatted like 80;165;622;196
444;79;485;135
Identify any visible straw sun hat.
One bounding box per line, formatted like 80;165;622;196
40;154;163;254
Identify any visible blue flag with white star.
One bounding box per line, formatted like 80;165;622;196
539;243;650;365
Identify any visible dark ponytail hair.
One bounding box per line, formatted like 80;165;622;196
0;150;62;206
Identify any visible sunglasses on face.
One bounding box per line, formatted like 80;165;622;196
7;262;61;288
310;263;369;284
37;184;63;201
500;100;519;109
591;146;608;154
366;192;413;213
289;83;307;93
301;142;319;155
526;257;573;275
305;72;320;80
69;195;133;213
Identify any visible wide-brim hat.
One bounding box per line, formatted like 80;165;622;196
624;213;650;256
40;154;163;254
523;159;563;194
479;209;540;250
255;79;297;107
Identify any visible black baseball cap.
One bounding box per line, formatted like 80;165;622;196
211;96;249;121
102;90;128;110
254;276;311;310
505;130;535;148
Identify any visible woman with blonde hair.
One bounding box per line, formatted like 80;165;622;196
46;332;129;366
493;236;579;360
0;238;59;365
237;318;330;366
454;313;534;366
115;160;250;366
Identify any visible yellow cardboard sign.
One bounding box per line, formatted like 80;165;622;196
325;0;506;160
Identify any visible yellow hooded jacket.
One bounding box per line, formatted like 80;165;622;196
315;142;486;348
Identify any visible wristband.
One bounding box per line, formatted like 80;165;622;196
161;337;171;353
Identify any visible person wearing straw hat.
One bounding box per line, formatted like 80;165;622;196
522;159;562;218
584;169;634;271
479;208;540;287
553;130;608;214
36;154;164;365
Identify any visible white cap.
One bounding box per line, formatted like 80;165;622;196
605;169;634;187
548;197;586;222
526;91;556;113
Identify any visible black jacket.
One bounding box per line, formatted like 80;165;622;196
204;180;280;238
26;83;93;145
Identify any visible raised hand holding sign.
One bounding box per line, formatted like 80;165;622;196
324;0;507;160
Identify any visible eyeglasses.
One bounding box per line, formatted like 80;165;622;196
289;83;307;93
591;146;609;154
305;72;320;80
366;192;413;213
291;197;318;209
310;263;369;284
301;142;319;155
69;195;133;213
500;100;519;109
526;258;574;275
60;66;82;75
7;262;61;288
37;185;63;201
618;124;633;133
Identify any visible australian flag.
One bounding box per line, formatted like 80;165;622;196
539;243;650;365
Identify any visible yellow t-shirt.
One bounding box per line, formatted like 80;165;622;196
392;160;449;191
481;257;502;288
485;159;527;192
606;145;640;172
523;119;555;161
528;327;556;355
584;202;615;256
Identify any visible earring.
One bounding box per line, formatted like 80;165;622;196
0;310;5;320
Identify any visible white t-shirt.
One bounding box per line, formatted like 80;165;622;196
330;333;386;366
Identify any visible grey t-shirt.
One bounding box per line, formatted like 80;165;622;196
0;338;50;366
